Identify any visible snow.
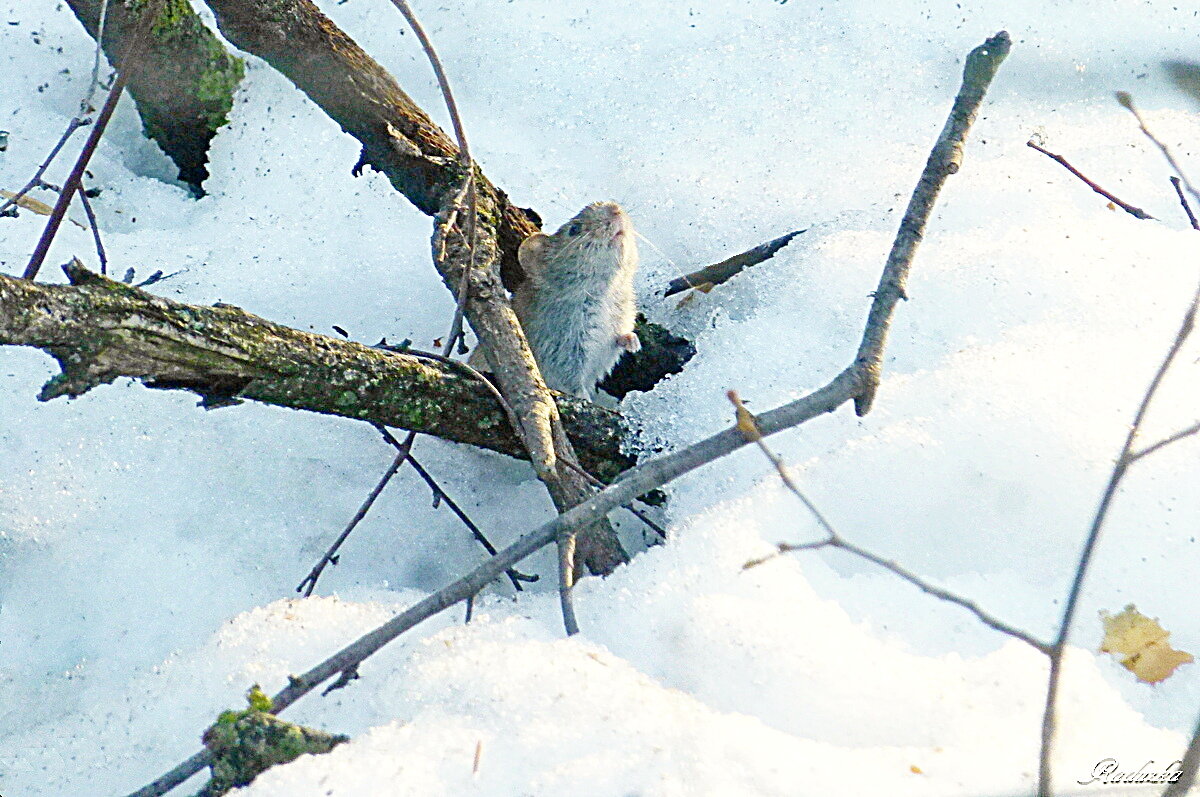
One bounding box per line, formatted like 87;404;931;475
2;0;1199;795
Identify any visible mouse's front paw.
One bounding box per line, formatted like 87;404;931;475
617;331;641;353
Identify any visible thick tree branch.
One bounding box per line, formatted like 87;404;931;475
65;0;244;191
0;262;632;479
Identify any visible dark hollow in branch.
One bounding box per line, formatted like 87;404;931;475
662;229;806;297
0;262;632;480
1026;140;1153;220
65;0;245;192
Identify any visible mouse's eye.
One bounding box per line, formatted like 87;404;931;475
566;222;582;237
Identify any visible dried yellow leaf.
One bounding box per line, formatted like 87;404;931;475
1100;604;1193;684
1;189;87;228
2;188;53;215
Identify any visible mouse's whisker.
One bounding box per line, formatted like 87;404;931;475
634;230;677;271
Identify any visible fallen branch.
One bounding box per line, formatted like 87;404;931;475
65;0;244;190
124;32;1012;796
0;261;632;479
662;229;806;297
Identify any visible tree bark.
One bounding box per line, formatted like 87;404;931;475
0;262;633;481
65;0;245;192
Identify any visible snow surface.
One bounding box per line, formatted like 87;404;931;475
2;0;1200;795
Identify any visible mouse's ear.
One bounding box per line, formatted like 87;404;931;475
517;232;550;277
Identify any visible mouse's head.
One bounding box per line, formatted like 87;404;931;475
520;201;637;278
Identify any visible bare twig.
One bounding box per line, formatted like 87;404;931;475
1171;176;1199;230
1129;420;1200;462
853;31;1011;415
24;0;165;280
376;425;536;592
662;229;806;297
387;0;478;356
557;527;580;635
121;32;1013;797
77;182;107;274
82;0;111;114
0;0;108;221
1026;140;1153;220
0;119;90;218
730;391;1051;654
558;455;668;539
1117;91;1200;206
297;438;414;597
1038;272;1200;796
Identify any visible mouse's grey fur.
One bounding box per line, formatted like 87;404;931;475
512;201;640;398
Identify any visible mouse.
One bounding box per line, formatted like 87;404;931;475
473;201;641;399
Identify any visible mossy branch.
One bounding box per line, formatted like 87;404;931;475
0;261;632;479
65;0;244;191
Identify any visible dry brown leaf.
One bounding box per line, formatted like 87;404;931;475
1100;604;1193;684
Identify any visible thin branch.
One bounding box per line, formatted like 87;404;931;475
662;229;806;297
77;182;107;274
376;425;536;592
728;390;838;538
1171;176;1200;230
1026;140;1153;220
1038;270;1200;796
853;31;1012;415
81;0;111;114
557;528;580;636
387;0;478;356
24;0;165;280
1117;91;1200;206
0;1;107;221
558;455;668;539
0;119;90;218
1130;420;1200;462
296;439;413;597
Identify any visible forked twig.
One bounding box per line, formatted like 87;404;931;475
1037;271;1200;797
296;438;414;597
729;391;1051;654
376;425;536;592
